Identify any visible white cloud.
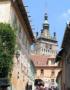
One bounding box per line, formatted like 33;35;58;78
62;9;70;21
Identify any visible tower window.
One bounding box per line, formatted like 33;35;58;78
42;48;43;51
50;45;52;49
44;49;45;52
48;49;49;52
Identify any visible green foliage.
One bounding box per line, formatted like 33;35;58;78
0;23;16;78
55;56;62;62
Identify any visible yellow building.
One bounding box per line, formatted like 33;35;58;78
0;0;35;90
31;13;60;89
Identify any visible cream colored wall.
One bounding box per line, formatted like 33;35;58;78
35;40;58;56
11;52;29;90
48;60;58;66
36;68;60;88
10;7;34;90
43;29;50;39
0;1;35;90
52;44;57;50
0;1;11;23
36;69;60;78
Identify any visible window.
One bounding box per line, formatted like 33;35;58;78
42;48;43;52
46;44;48;48
40;69;44;75
51;79;54;83
48;49;49;52
51;79;55;85
50;44;52;49
17;72;19;79
51;59;55;64
44;49;45;52
51;70;55;76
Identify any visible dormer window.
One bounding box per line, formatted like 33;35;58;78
51;59;55;64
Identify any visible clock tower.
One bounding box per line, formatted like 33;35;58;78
31;12;60;90
34;12;58;57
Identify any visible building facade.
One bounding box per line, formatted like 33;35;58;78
56;22;70;90
33;13;57;57
31;13;60;89
0;0;36;90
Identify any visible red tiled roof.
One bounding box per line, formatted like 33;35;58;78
31;55;55;67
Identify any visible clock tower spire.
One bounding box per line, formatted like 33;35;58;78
34;11;58;56
41;12;51;39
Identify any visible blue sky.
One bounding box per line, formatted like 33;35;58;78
23;0;70;48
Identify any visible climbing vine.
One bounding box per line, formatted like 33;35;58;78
0;23;16;78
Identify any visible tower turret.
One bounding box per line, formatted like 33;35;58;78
41;13;50;39
43;13;49;29
53;32;57;40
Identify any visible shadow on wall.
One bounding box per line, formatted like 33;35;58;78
25;82;32;90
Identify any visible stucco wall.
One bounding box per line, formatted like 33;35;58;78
0;1;35;90
0;1;11;23
36;68;59;88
